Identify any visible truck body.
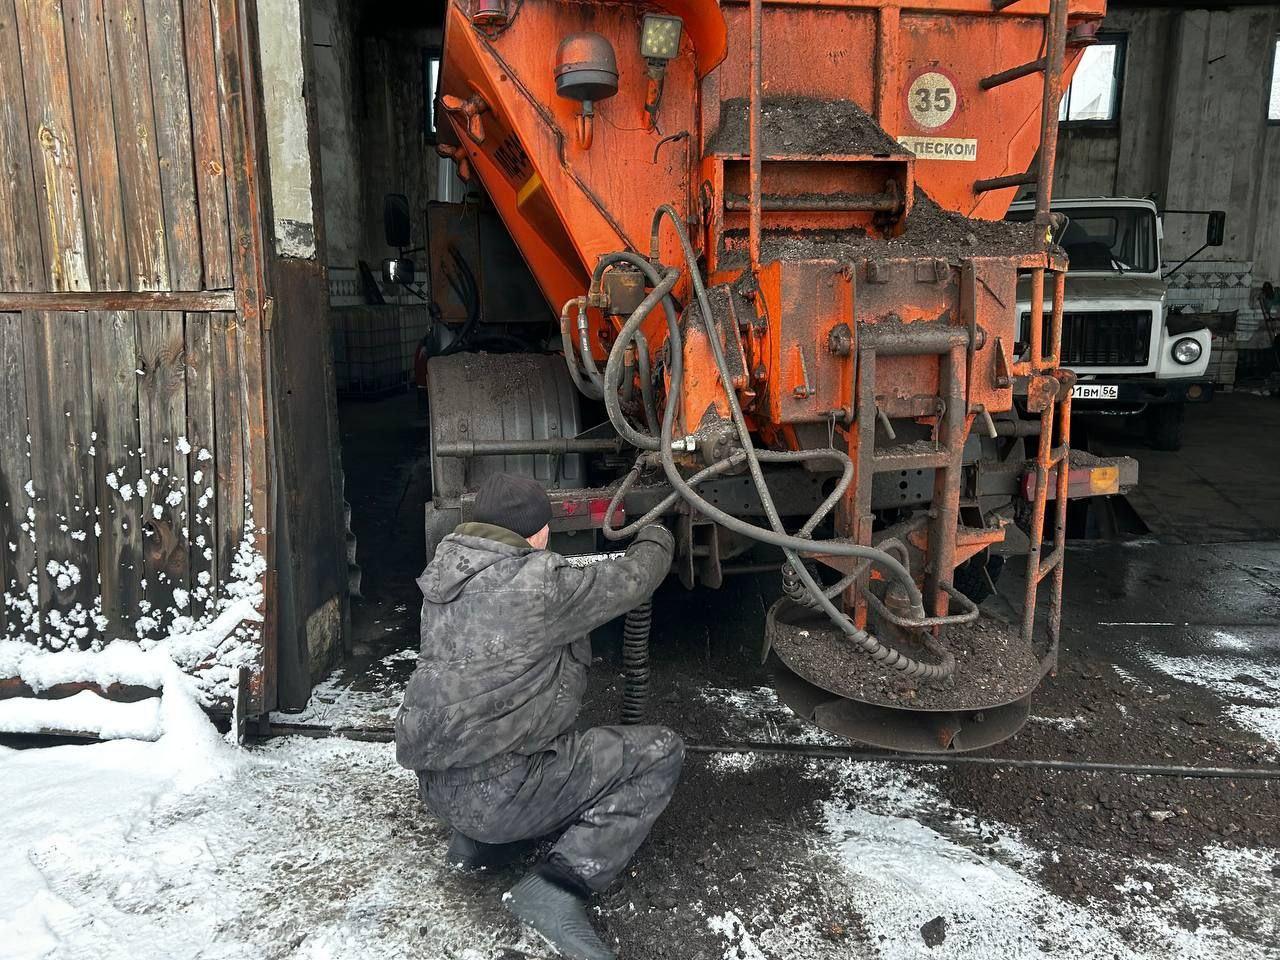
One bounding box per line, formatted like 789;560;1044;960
425;0;1123;752
1007;197;1213;450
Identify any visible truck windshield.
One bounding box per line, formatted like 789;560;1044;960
1006;206;1158;274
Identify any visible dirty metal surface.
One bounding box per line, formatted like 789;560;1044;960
771;653;1033;752
767;597;1044;713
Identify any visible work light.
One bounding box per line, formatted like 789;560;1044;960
640;14;683;61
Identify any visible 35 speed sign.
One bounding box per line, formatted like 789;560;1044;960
907;71;958;130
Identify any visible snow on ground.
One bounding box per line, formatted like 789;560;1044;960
700;686;1280;960
697;684;845;746
707;912;768;960
1140;649;1280;752
2;714;541;959
811;760;1279;960
5;677;1278;960
1028;714;1086;732
1;668;236;959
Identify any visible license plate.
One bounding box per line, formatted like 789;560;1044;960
1071;383;1119;401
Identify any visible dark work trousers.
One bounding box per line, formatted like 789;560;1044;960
419;724;684;892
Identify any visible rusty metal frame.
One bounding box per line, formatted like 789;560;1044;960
1013;0;1072;658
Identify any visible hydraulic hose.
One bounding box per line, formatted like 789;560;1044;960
614;206;951;680
634;332;660;434
648;207;925;595
599;259;681;451
621;600;652;723
582;214;954;677
574;300;607;395
560;297;601;399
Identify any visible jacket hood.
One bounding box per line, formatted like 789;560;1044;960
417;523;532;603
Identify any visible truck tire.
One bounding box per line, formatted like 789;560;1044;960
424;502;461;565
1145;403;1185;452
426;352;584;501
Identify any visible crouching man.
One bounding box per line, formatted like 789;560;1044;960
396;473;681;960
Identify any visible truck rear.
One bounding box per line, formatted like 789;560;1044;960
424;0;1128;752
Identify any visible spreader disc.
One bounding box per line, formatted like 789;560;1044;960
767;597;1047;752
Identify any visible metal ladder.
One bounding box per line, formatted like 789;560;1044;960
975;0;1075;657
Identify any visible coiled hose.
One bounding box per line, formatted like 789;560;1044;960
621;600;652;724
584;211;957;681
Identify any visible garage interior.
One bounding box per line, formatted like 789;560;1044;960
2;0;1279;954
279;0;1280;951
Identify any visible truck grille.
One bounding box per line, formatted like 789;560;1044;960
1021;310;1153;367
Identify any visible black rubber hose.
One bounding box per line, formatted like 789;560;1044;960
621;599;652;724
604;224;921;603
647;205;953;680
590;224;952;677
560;298;602;399
634;332;660;434
600;260;680;451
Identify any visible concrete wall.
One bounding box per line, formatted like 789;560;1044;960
1052;4;1280;372
310;3;441;279
260;0;319;259
310;0;363;269
308;3;443;392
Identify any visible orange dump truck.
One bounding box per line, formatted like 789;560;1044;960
424;0;1130;751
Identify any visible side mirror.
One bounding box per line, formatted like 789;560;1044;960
383;257;415;285
1206;210;1226;247
384;193;412;249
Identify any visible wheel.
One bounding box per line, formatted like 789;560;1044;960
424;502;460;564
426;353;584;502
1145;403;1185;452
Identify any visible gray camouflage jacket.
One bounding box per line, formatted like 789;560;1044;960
395;521;674;773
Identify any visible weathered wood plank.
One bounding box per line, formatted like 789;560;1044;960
22;310;98;650
0;313;35;637
103;0;170;291
183;0;233;289
184;312;217;620
62;0;129;291
212;0;273;709
0;0;45;292
13;0;91;292
135;311;190;635
87;310;144;639
0;290;236;312
142;0;201;290
210;310;245;594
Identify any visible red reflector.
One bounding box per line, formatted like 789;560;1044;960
588;498;621;524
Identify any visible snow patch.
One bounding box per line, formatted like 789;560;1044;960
817;759;1279;959
1141;650;1280;751
708;911;767;960
1029;714;1085;732
0;690;162;740
697;684;846;746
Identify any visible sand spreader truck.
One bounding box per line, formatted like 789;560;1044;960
416;0;1134;752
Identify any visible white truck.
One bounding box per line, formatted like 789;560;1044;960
1006;197;1216;451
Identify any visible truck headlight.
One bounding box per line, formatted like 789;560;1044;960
1171;337;1202;365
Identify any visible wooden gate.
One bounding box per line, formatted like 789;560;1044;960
0;0;278;712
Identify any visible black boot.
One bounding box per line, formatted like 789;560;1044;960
445;830;526;870
505;862;615;960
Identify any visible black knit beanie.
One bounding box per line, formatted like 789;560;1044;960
471;473;553;538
